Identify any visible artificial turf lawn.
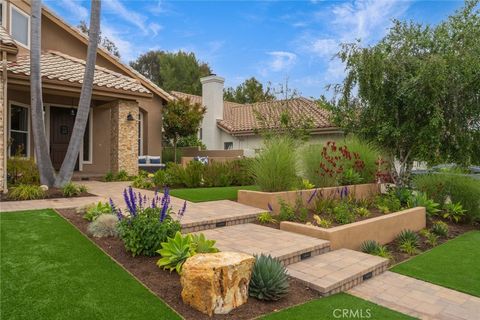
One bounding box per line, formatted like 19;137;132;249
0;209;181;320
260;293;414;320
170;185;260;202
391;230;480;297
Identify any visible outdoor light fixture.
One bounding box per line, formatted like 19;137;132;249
126;112;135;121
70;108;76;116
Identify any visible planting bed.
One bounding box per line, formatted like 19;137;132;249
0;188;94;202
58;208;322;320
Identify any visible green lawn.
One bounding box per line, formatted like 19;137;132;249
170;185;260;202
391;231;480;297
261;293;414;320
0;210;180;320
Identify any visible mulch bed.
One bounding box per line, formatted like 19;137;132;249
388;217;479;265
57;208;321;320
1;188;95;202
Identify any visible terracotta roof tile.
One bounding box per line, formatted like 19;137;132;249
0;26;18;51
171;91;337;135
7;51;150;95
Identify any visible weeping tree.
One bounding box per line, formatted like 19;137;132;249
30;0;101;187
331;0;480;186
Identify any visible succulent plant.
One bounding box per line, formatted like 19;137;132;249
431;221;449;237
157;231;193;274
191;233;219;253
249;254;289;301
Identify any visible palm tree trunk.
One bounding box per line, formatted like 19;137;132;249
30;0;55;186
55;0;101;187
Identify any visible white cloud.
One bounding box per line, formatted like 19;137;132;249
267;51;297;72
101;24;137;62
104;0;162;36
57;0;88;21
310;38;339;58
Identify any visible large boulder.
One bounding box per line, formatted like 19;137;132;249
180;251;255;316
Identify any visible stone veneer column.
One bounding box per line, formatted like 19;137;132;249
110;99;139;176
0;68;5;192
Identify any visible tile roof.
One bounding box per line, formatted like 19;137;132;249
7;51;151;95
0;26;18;52
171;91;337;135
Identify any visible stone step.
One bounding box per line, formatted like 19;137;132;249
287;249;389;296
180;201;265;233
193;223;331;266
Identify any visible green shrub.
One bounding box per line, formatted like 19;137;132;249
104;171;114;182
164;163;185;187
62;182;86;197
7;184;45;200
84;202;113;222
7;157;40;186
355;207;371;217
152;170;167;187
115;170;130;181
431;221;449;237
300;143;337;187
420;229;439;247
203;162;233;187
252;137;297;192
183;161;204;188
396;229;420;255
375;193;401;213
313;214;332;228
442;202;467;223
408;192;441;216
340;168;363;185
360;240;391;259
414;174;480;222
131;175;154;189
249;254;289;301
157;232;218;274
277;199;296;221
230;158;255;186
117;207;181;257
333;202;355;224
342;137;382;183
87;214;118;238
257;212;277;224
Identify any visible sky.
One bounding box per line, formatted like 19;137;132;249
44;0;466;98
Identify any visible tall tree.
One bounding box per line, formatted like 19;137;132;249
130;50;212;95
163;98;206;162
331;0;480;186
30;0;55;186
78;20;120;58
55;0;101;186
224;77;275;103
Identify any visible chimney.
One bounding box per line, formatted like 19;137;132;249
200;74;225;150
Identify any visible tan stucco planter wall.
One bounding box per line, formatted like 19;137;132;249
280;207;426;250
237;183;380;214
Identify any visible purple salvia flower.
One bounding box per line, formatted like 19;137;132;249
159;200;169;222
123;188;134;215
307;189;318;204
267;203;273;212
139;193;143;209
177;201;187;218
143;195;147;209
109;198;123;221
128;187;137;216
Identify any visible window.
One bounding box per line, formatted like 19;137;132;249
10;4;30;48
0;1;5;27
138;112;143;156
9;104;29;157
224;142;233;150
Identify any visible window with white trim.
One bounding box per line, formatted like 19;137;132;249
9;104;29;157
0;1;6;27
10;4;30;48
138;112;143;156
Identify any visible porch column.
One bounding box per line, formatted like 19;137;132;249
110;99;139;176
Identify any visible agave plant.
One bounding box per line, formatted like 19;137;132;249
157;231;193;274
249;254;289;301
191;233;219;253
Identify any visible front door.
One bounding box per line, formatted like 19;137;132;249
50;107;78;170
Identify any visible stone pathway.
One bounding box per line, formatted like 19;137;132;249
348;271;480;320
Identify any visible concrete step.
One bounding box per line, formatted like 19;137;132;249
193;223;331;266
180;201;264;233
287;249;389;296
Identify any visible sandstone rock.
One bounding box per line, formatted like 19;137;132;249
180;251;255;316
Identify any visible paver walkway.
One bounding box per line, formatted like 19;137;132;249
348;271;480;320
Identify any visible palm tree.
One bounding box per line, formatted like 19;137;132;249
30;0;55;186
55;0;101;187
30;0;101;187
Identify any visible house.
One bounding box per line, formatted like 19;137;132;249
0;0;171;191
171;75;342;152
